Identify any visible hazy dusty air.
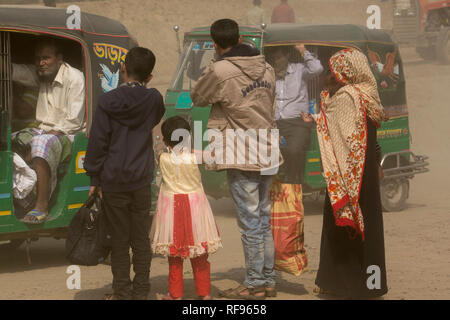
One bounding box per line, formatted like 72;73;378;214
0;0;449;300
67;0;395;86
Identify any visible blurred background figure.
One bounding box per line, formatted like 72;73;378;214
43;0;57;7
271;0;296;23
394;0;414;16
246;0;265;26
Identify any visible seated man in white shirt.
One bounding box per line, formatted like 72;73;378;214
12;39;85;224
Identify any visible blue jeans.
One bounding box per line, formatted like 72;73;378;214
226;169;275;289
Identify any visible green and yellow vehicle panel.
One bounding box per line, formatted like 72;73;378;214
0;6;140;244
0;129;13;224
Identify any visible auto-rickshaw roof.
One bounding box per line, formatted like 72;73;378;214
184;24;394;47
263;23;394;46
0;5;133;38
186;25;262;37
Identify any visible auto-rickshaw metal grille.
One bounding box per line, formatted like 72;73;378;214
0;32;11;111
0;31;11;151
307;46;321;113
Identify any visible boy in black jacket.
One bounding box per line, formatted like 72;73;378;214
84;47;165;300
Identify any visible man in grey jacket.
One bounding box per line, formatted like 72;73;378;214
191;19;281;299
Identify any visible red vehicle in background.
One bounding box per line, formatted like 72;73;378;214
393;0;450;63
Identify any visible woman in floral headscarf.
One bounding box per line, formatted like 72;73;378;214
306;48;388;298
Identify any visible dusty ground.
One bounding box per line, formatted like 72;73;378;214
0;1;449;300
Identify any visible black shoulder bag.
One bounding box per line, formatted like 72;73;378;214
65;194;111;266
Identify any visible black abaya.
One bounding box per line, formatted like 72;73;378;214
315;118;388;298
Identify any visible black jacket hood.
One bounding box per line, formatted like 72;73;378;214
221;44;266;81
220;43;260;59
99;84;161;128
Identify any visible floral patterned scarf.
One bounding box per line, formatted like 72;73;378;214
315;48;385;240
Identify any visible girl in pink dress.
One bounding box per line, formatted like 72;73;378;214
152;116;222;300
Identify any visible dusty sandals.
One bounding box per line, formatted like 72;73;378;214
20;209;48;225
313;286;335;296
103;293;120;300
265;287;277;297
219;284;266;300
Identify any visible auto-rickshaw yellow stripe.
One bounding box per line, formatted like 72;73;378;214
387;115;408;120
0;211;11;216
0;29;40;35
264;40;396;47
68;204;84;210
264;42;357;49
308;158;320;163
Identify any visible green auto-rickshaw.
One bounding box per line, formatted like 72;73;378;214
0;5;159;250
165;23;429;212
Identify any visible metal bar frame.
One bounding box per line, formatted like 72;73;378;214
0;31;11;151
380;150;429;180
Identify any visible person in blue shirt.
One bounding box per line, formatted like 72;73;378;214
268;44;323;184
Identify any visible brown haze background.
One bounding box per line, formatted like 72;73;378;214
67;0;394;85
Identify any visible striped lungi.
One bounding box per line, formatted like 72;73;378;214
12;128;65;196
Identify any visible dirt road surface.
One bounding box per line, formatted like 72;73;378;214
0;44;448;300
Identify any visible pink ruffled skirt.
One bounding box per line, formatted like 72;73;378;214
151;189;222;259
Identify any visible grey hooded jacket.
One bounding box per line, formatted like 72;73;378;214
191;45;283;173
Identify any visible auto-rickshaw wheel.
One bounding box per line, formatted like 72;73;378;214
416;46;436;61
380;179;409;212
0;239;25;251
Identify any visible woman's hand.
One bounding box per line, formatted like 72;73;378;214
301;112;314;123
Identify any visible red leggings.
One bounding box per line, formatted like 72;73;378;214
168;254;210;298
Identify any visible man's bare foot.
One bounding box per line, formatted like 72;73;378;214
159;293;182;300
236;288;265;297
